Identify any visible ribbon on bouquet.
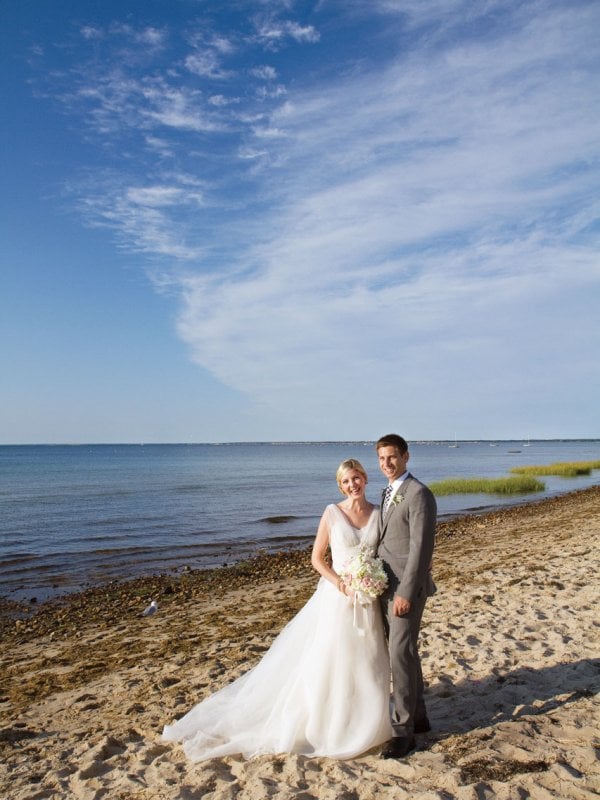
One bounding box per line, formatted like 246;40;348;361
352;591;375;637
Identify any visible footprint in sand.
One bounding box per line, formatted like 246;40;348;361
125;703;146;715
77;736;128;779
142;743;171;765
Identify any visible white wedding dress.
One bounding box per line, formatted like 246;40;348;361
162;505;392;761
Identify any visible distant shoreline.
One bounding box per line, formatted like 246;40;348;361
1;438;599;446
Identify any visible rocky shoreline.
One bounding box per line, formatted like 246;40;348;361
3;486;597;640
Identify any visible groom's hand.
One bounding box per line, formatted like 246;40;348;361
393;595;412;616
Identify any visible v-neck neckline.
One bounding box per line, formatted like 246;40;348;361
334;503;376;532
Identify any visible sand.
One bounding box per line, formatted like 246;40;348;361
1;486;599;799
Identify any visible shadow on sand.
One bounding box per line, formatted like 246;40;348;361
426;656;599;736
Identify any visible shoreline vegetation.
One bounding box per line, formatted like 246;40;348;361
1;485;599;799
430;475;546;495
430;460;600;495
510;459;600;477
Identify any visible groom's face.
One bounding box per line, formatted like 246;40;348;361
378;445;409;483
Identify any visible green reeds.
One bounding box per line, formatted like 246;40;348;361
510;460;600;478
430;476;545;496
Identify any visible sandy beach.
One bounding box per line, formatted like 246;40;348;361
1;486;599;799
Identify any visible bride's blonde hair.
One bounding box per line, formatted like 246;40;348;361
336;458;368;494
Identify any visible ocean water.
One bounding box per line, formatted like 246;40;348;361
1;440;599;601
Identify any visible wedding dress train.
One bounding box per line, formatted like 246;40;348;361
162;504;392;760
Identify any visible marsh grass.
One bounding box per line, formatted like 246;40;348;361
430;476;545;496
510;460;600;478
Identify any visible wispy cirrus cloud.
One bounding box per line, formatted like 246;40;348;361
111;24;167;48
78;22;167;52
251;65;278;80
41;0;600;437
184;32;237;80
75;174;208;260
170;1;599;435
252;17;320;48
73;74;224;134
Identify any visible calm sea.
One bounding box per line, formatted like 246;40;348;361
1;440;598;601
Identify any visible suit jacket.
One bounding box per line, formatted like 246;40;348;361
377;473;437;602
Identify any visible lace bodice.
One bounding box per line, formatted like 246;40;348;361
327;504;379;572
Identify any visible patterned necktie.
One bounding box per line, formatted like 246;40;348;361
382;484;394;515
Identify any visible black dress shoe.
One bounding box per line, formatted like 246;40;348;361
414;717;431;734
380;736;416;759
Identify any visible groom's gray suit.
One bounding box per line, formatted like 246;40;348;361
377;473;437;737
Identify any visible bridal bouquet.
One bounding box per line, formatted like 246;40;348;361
340;549;388;604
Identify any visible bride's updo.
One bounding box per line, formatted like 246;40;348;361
336;458;368;494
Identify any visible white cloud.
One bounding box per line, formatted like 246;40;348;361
135;26;166;47
141;85;222;132
238;146;270;160
80;25;103;40
209;94;233;106
71;74;223;135
46;0;599;437
126;185;203;207
209;34;235;55
284;21;320;43
251;65;278;80
144;135;174;156
185;51;235;80
77;177;208;260
252;124;288;139
256;84;287;100
253;17;320;48
369;0;528;30
183;30;236;79
168;1;599;434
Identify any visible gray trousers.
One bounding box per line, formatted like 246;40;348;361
380;593;427;736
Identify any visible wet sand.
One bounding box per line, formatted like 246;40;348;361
1;486;599;799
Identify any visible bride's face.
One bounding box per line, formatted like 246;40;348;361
339;469;367;499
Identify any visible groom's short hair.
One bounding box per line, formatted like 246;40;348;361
376;433;408;454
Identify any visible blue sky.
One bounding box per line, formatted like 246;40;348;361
1;0;599;444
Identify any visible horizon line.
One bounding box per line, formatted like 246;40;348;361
1;438;599;447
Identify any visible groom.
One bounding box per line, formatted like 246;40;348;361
376;433;437;759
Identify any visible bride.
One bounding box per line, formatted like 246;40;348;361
162;458;392;760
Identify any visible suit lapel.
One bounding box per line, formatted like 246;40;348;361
380;474;412;537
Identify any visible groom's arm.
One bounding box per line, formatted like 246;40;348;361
394;484;437;614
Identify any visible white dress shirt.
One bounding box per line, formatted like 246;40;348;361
384;470;409;512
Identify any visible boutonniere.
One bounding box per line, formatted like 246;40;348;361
391;493;404;507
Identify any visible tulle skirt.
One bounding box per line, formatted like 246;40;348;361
162;578;392;761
